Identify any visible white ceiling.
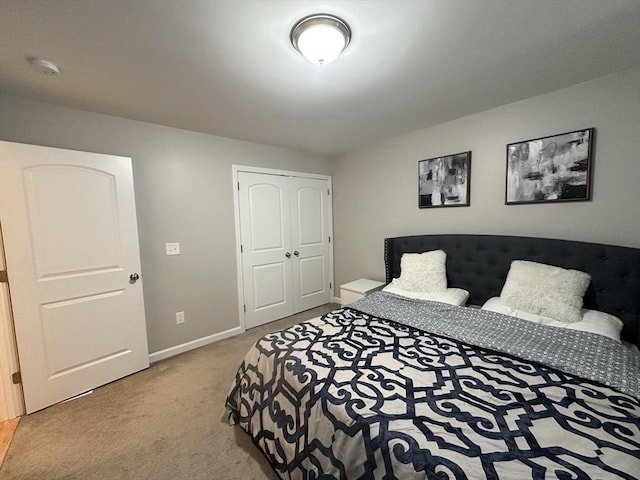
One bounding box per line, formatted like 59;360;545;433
1;0;639;156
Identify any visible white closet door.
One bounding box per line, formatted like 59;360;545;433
290;177;331;312
0;141;149;413
238;172;294;328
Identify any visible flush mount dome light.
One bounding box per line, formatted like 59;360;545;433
291;14;351;65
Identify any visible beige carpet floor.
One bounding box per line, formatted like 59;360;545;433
0;303;339;480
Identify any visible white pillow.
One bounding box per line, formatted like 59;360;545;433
383;280;468;306
500;260;591;324
482;297;623;341
394;250;447;293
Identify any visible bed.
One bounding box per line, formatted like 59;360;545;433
226;234;640;479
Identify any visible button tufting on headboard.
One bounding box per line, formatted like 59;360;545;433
384;234;640;346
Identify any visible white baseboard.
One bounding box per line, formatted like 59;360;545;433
333;296;341;304
148;326;244;364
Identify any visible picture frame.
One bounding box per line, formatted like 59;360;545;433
505;128;594;205
418;151;471;208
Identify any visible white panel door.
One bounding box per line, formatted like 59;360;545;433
0;141;149;413
290;177;331;312
238;172;293;328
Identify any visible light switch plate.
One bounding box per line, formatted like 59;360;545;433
165;242;180;255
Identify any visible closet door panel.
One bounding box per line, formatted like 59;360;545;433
238;172;293;328
290;177;331;312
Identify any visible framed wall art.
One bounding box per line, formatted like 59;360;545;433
506;128;594;205
418;151;471;208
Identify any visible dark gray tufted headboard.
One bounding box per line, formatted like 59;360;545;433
384;234;640;346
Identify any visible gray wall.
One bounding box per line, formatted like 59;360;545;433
332;68;640;291
2;67;638;352
0;95;332;354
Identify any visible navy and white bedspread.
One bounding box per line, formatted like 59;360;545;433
226;293;640;480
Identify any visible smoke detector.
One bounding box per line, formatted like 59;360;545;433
29;57;61;75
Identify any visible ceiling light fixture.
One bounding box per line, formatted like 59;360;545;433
290;14;351;65
29;57;61;75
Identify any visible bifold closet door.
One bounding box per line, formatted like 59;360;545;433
238;172;331;329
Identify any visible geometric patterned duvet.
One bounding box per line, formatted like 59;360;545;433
226;306;640;479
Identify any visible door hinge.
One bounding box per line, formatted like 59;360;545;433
12;371;21;384
237;182;240;191
328;236;331;243
243;305;246;313
240;244;243;253
329;282;332;289
327;188;330;195
0;270;7;283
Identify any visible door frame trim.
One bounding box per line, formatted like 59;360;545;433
232;165;333;331
0;226;25;421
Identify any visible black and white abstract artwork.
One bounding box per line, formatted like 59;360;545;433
418;151;471;208
506;128;594;204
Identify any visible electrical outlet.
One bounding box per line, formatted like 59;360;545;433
166;242;180;255
176;311;185;324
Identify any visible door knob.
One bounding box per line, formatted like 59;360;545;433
129;273;140;282
293;251;299;257
285;252;291;258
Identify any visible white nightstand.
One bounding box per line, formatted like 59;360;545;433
340;279;385;305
